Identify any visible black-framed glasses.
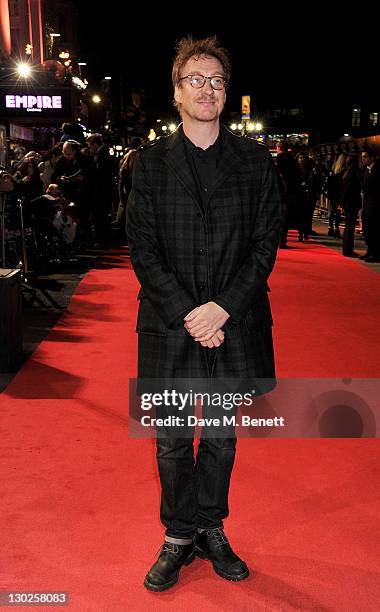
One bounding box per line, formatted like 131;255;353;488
179;74;226;90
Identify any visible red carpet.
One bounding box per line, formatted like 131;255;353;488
1;235;380;611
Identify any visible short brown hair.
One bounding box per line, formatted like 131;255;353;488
172;35;231;110
87;133;103;147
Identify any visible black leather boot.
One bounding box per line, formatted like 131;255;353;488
144;541;195;592
195;528;249;581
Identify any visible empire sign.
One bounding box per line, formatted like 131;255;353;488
5;94;62;112
0;86;73;121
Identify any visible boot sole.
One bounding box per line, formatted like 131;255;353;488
195;545;250;581
143;551;195;592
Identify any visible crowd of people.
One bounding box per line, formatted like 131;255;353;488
1;123;142;272
1;125;379;274
275;142;380;262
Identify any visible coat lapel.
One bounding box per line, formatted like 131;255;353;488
163;127;203;216
207;126;244;204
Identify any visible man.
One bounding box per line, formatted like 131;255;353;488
87;134;116;245
38;147;62;191
52;140;93;225
275;140;301;247
360;147;380;262
127;36;280;592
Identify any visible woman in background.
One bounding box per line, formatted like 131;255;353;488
327;152;347;238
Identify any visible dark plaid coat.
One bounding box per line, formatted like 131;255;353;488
126;125;281;386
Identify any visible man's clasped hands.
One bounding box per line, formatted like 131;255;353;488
183;302;230;348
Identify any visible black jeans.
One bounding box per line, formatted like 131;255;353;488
329;199;341;230
343;208;359;255
156;433;237;540
156;350;237;540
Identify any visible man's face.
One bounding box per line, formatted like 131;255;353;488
174;54;226;123
63;143;76;161
361;152;373;167
87;141;98;155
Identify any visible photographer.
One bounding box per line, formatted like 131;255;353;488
52;140;94;226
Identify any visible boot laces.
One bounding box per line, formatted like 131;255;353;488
160;542;179;555
207;527;228;547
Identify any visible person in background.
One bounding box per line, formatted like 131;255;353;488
38;147;62;191
360;147;380;262
86;133;116;246
60;121;86;145
114;148;138;239
327;153;347;238
341;154;362;257
11;157;43;226
13;157;43;201
308;151;328;235
275;141;301;248
52;140;93;226
296;151;315;242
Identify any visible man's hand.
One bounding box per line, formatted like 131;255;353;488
184;302;230;342
199;329;225;348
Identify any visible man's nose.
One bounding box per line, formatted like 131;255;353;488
203;78;214;93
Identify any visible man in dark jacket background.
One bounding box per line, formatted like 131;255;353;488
127;36;281;592
361;147;380;262
52;140;93;225
87;133;116;245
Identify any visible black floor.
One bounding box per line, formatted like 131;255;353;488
0;233;128;393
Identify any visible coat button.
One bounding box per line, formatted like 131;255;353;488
199;283;206;290
198;248;205;255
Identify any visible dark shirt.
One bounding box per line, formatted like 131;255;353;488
178;127;223;365
180;125;222;213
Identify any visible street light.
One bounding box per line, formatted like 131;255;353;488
17;63;32;78
92;95;101;103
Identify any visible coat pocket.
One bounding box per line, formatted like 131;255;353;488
136;297;168;336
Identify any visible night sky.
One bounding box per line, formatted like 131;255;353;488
77;6;375;119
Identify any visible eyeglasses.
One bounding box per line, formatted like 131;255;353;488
179;74;226;90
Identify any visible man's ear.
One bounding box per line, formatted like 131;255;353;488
174;84;182;105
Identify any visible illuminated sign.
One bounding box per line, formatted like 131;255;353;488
5;94;62;112
241;95;251;120
0;86;73;120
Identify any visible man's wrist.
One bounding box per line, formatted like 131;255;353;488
211;299;231;319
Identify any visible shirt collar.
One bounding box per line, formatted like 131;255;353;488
179;125;222;158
